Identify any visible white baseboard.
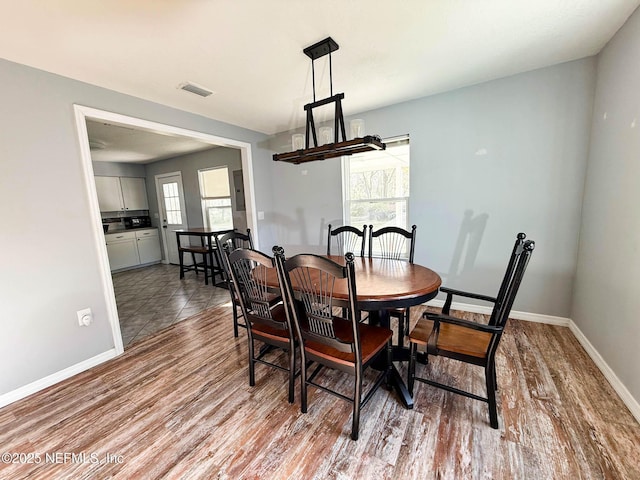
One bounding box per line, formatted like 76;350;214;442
0;349;118;409
424;299;640;424
568;320;640;424
425;299;570;326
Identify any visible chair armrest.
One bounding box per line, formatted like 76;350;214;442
424;311;503;333
440;286;497;315
440;286;497;304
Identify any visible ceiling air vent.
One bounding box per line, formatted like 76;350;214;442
178;81;214;98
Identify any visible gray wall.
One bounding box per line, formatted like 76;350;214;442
572;8;640;402
145;147;245;253
268;58;596;318
0;57;273;395
267;158;344;255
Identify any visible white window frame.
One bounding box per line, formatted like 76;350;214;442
341;135;411;231
198;166;233;230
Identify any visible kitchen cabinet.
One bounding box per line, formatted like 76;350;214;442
95;176;149;212
105;228;161;271
105;231;139;271
136;229;162;264
121;177;149;210
95;176;124;212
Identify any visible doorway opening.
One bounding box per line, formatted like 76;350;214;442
74;105;258;353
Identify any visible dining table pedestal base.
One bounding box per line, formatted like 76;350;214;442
367;309;421;409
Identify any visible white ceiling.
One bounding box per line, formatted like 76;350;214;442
86;120;216;163
2;1;639;136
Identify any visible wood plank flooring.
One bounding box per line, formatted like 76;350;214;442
1;306;638;479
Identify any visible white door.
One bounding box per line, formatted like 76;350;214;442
156;172;188;265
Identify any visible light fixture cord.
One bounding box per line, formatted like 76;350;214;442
312;58;316;102
329;51;333;97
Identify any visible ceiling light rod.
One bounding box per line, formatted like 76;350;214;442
304;36;338;102
273;36;386;165
301;37;345;148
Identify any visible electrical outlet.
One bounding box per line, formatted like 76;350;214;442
77;308;93;326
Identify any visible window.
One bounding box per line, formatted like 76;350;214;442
162;182;183;225
342;137;410;230
198;167;233;230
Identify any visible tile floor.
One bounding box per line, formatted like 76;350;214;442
112;263;232;347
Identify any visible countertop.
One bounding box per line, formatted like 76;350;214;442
104;227;157;235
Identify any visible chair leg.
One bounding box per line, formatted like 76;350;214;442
408;341;417;396
486;363;499;429
207;250;214;285
404;308;411;335
179;249;185;279
212;249;223;284
232;300;240;337
386;341;393;389
351;368;362;441
397;315;405;348
288;346;295;404
248;335;255;387
300;354;308;414
190;252;200;275
202;252;209;285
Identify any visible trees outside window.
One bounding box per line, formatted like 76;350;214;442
343;140;410;229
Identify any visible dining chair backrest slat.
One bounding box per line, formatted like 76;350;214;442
368;225;417;262
276;251;359;355
327;224;367;257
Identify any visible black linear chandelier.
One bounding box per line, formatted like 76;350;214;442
273;37;386;165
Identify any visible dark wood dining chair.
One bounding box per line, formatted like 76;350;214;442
274;247;392;440
368;224;417;346
368;224;417;261
407;233;535;428
223;246;297;403
216;229;255;337
327;224;368;257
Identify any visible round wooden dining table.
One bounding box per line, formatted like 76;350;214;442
267;254;442;408
326;255;442;310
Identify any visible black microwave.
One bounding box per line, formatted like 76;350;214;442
124;216;152;229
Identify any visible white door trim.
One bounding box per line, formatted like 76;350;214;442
73;104;259;355
73;106;124;355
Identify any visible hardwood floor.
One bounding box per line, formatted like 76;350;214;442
1;306;638;479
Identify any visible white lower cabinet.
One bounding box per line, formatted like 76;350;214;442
105;228;161;271
105;232;139;270
136;229;162;264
